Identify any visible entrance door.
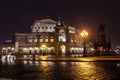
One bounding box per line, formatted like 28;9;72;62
60;45;66;54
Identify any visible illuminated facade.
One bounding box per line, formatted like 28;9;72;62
13;18;83;55
1;18;95;55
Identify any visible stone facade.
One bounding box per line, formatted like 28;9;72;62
14;19;81;55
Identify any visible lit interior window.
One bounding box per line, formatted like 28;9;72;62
34;37;37;42
29;38;32;43
45;39;48;42
34;38;37;42
58;29;66;42
39;39;43;42
50;39;54;42
71;40;74;43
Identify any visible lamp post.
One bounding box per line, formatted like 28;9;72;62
81;30;88;57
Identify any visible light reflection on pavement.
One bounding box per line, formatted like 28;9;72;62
0;55;120;80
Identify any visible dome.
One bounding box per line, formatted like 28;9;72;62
34;19;56;24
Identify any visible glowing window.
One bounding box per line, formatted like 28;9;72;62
50;39;54;42
58;29;66;42
29;37;32;43
34;37;37;42
39;39;43;42
45;39;48;42
34;39;37;42
71;40;74;43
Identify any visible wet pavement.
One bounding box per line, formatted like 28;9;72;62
0;56;120;80
16;55;120;61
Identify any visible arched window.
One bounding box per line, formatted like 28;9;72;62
34;37;37;42
29;37;33;43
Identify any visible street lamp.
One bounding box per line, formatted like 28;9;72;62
81;30;88;57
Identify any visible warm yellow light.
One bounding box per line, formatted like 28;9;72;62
83;30;86;33
2;47;6;50
81;30;88;38
41;44;46;48
81;33;84;36
85;32;88;36
39;56;48;60
8;47;11;49
11;47;15;50
35;47;38;50
29;47;32;50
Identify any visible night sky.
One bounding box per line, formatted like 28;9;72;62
0;0;120;49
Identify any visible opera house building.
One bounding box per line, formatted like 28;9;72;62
1;18;94;55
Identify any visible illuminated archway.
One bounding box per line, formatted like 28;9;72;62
40;44;47;55
60;45;66;54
